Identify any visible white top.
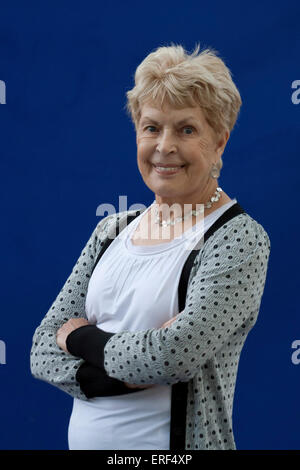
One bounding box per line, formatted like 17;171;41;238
68;198;238;450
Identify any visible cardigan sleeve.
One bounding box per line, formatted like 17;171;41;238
101;216;271;386
30;213;120;400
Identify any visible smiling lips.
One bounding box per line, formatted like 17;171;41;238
153;162;185;168
153;164;185;176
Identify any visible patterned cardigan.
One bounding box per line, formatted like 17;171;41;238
30;203;271;450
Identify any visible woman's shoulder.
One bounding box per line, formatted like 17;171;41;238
203;211;271;258
192;211;271;283
235;212;271;250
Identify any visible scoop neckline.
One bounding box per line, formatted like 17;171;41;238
123;198;237;255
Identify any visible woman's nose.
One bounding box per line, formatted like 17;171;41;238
156;130;177;154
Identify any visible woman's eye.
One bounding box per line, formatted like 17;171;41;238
145;126;156;132
182;127;194;134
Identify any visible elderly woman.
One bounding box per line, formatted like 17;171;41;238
30;43;271;451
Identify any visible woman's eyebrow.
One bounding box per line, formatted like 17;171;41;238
140;116;198;125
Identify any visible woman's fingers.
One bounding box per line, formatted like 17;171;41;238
56;318;90;353
160;315;178;329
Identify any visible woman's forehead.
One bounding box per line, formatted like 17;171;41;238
140;102;205;122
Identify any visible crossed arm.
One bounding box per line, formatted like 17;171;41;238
56;315;178;396
30;212;270;400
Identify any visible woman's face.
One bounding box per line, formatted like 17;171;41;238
136;101;229;208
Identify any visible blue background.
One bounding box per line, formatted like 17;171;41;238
0;0;299;450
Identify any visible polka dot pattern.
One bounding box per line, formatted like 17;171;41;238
30;210;271;450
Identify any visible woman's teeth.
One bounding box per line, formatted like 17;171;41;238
154;165;184;172
157;167;179;171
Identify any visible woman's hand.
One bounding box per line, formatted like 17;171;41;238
160;314;179;329
56;318;90;353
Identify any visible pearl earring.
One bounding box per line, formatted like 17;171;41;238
210;164;220;179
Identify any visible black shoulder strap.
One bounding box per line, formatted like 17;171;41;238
177;202;246;313
170;201;246;451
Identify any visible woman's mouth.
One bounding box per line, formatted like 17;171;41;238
153;164;185;176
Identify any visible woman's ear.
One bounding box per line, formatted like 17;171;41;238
215;130;230;158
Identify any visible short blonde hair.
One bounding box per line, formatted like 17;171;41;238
125;42;242;173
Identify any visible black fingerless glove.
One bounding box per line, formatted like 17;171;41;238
66;324;114;369
67;325;150;398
